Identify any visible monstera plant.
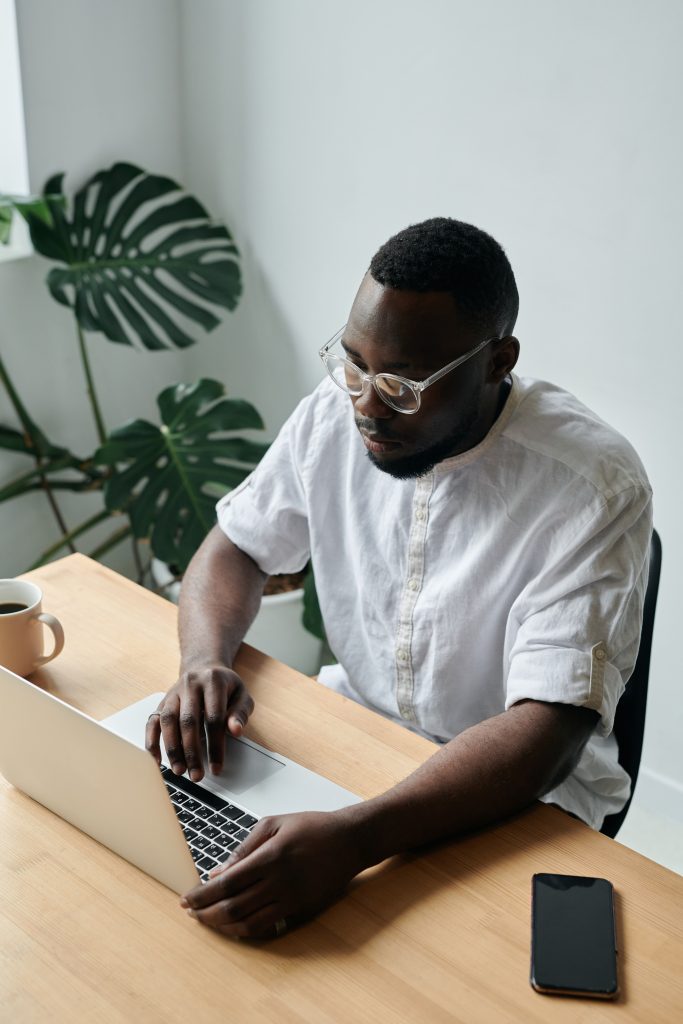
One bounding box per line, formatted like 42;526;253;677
0;166;324;646
0;162;269;577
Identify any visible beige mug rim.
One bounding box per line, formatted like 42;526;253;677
0;579;43;616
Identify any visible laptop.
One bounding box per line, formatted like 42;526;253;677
0;665;360;894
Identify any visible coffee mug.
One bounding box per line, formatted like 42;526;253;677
0;579;65;677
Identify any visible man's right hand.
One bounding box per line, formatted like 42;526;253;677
145;665;255;781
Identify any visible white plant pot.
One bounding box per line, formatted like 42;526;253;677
150;559;323;676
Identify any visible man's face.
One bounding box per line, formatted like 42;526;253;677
343;274;508;479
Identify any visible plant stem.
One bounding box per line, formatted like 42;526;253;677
0;463;44;495
28;508;111;569
0;352;28;427
0;351;75;548
41;480;73;545
76;322;107;445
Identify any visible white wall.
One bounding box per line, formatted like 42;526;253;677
0;0;186;577
178;0;683;812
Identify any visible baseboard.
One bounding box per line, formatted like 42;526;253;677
633;766;683;824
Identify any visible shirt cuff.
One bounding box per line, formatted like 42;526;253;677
505;645;625;736
216;482;310;576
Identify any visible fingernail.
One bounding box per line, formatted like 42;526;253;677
210;762;221;775
190;768;202;782
180;897;189;908
187;909;197;919
172;763;185;775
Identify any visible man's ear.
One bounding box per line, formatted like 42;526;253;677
489;336;520;382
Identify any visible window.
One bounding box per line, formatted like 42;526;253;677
0;0;31;262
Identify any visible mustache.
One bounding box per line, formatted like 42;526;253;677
354;417;401;441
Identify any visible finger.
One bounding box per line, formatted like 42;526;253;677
203;818;277;888
183;860;262;909
182;847;269;909
144;707;163;764
203;671;229;774
188;879;273;931
178;684;206;781
225;903;289;940
159;694;185;774
182;819;278;909
226;681;255;737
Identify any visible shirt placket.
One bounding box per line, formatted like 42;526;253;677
394;472;434;721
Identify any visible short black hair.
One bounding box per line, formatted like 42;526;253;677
370;217;519;337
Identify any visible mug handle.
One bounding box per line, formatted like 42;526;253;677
34;612;65;666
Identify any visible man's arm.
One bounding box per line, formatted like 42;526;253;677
181;698;599;937
346;698;597;863
146;525;267;780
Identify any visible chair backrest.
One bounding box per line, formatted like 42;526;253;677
600;528;662;839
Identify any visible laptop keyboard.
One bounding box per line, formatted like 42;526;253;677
160;766;260;883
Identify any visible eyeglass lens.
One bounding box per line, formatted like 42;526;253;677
324;355;419;411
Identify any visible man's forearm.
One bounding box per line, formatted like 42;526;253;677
341;700;598;869
178;526;267;670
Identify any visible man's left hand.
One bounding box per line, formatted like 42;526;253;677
180;810;365;939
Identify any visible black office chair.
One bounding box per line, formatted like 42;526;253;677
600;529;662;839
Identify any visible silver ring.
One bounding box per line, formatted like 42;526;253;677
274;917;288;937
147;712;161;719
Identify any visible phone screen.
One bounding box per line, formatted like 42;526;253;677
531;873;618;998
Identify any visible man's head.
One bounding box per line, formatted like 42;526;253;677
341;217;520;478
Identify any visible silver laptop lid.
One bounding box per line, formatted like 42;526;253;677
0;666;198;894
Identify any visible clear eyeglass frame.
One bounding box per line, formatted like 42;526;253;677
318;325;497;414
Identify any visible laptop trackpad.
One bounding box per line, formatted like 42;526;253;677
100;693;285;797
209;736;285;796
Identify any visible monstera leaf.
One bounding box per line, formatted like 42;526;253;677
96;379;269;572
21;163;241;350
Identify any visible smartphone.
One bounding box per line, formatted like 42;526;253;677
530;873;618;999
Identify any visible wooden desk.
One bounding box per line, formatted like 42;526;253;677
1;554;681;1022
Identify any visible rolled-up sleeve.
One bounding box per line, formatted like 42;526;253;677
504;483;653;736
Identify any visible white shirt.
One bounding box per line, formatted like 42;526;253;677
217;374;653;829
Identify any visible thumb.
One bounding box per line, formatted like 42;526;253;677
209;818;277;878
226;683;254;736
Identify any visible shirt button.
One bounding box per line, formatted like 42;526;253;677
408;578;419;591
595;648;606;661
415;509;426;522
397;649;408;662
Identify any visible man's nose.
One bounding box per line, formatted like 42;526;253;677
353;379;394;419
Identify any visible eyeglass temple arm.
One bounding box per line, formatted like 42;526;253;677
319;326;346;357
416;336;497;391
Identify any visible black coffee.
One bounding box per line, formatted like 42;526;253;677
0;602;28;614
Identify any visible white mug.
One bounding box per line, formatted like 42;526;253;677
0;579;65;677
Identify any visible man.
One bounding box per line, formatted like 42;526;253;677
146;218;652;939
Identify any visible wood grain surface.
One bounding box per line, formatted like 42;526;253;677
0;554;681;1022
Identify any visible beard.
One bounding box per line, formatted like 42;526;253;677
362;377;487;479
368;405;481;477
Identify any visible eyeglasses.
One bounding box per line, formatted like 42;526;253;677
319;325;496;414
